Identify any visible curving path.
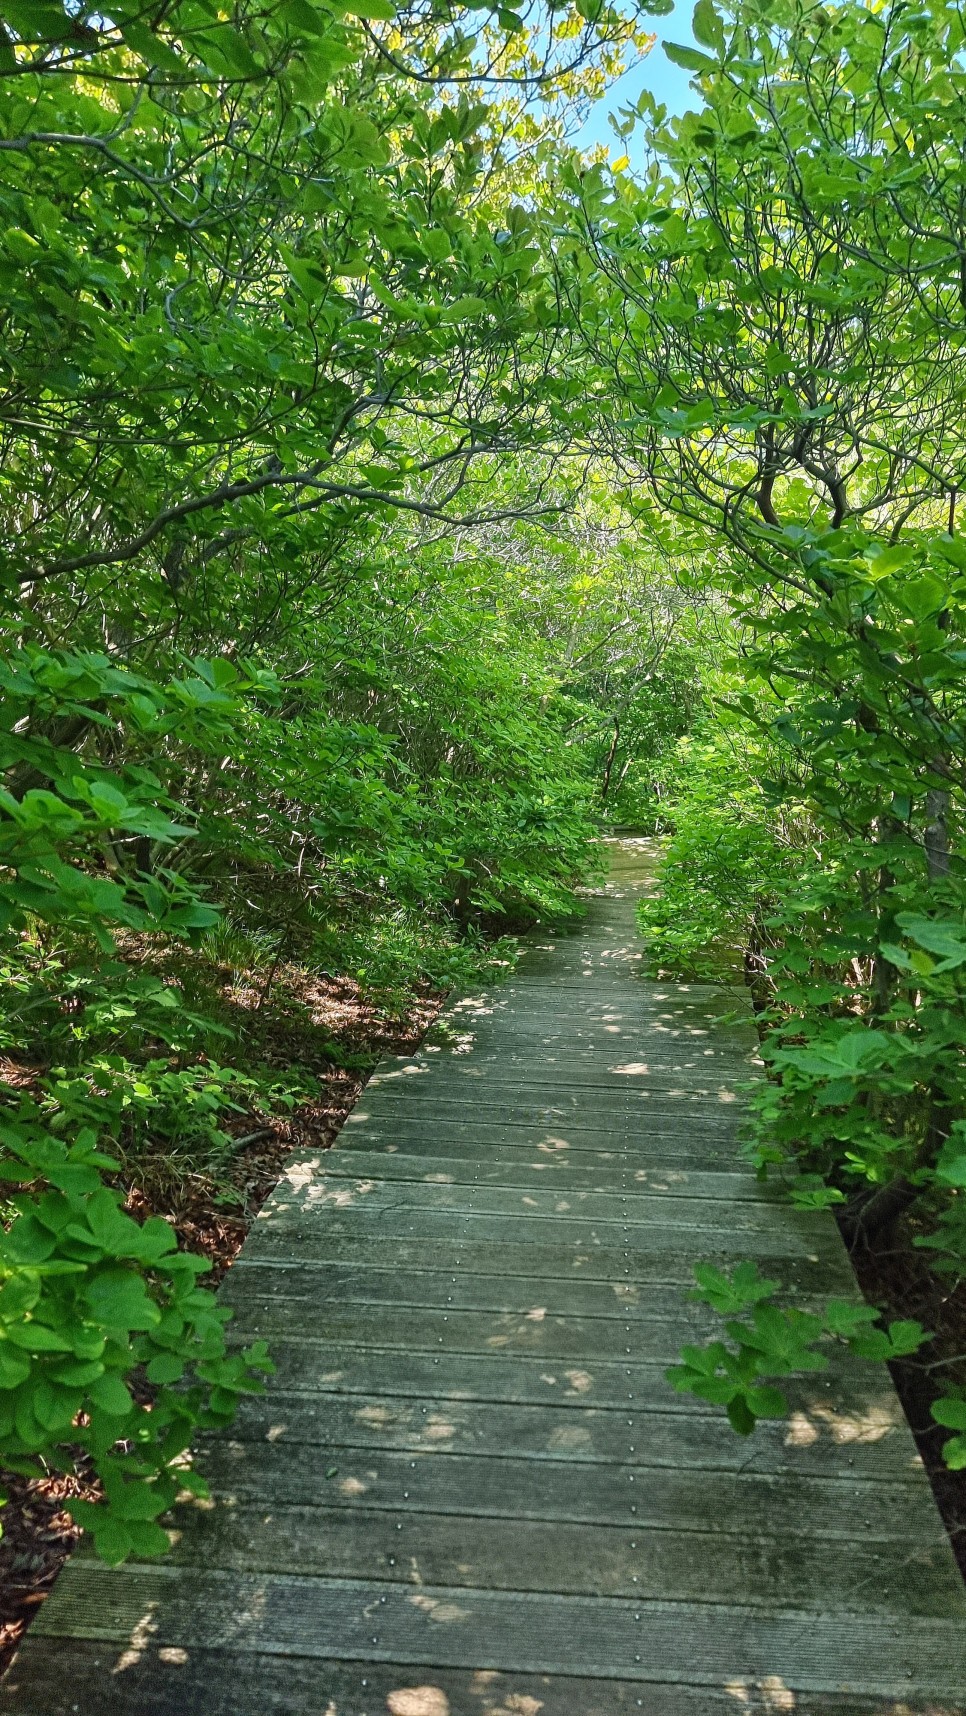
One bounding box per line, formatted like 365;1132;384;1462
4;840;966;1714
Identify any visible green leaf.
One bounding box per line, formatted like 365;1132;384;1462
5;1;89;41
5;1321;73;1353
0;1346;30;1389
849;1319;926;1361
692;0;724;51
51;1358;105;1387
745;1383;787;1418
691;1260;778;1314
896;916;966;972
146;1353;185;1385
898;575;947;620
823;1300;878;1338
77;1511;132;1566
84;1269;161;1332
125;1519;172;1558
279;245;329;303
864;543;914;578
727;1394;756;1434
281;0;330;29
440;297;489;324
117;19;185;74
662;41;717;73
943;1435;966;1471
88;1373;132;1416
932;1396;966;1431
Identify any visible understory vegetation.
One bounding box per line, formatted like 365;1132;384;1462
2;0;966;1586
619;5;966;1461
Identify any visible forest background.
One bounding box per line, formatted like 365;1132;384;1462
2;0;966;1603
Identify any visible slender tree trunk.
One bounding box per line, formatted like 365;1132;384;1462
599;716;620;805
925;785;951;880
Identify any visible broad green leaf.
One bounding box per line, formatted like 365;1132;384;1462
692;0;724;51
932;1396;966;1431
662;41;718;73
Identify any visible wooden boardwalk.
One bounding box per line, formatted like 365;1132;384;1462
4;839;966;1714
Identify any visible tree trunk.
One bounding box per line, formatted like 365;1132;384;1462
599;716;620;805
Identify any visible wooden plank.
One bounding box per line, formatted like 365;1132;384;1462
343;1103;743;1138
162;1500;962;1615
241;1225;858;1287
362;1081;758;1115
512;957;651;980
221;1259;817;1319
416;1056;756;1084
353;1080;751;1116
229;1336;883;1415
189;1442;947;1542
348;1098;749;1142
367;1059;753;1095
225;1296;772;1361
308;1148;780;1201
501;975;752;1006
469;974;649;994
404;1050;756;1078
369;1030;753;1062
213;1386;921;1478
28;1567;966;1696
252;1205;842;1260
225;1296;737;1357
7;1641;944;1716
442;994;751;1025
366;1083;754;1115
432;986;754;1017
421;1022;759;1067
446;978;752;1007
338;1122;740;1169
436;1002;626;1021
466;1027;758;1060
256;1174;825;1237
491;999;754;1035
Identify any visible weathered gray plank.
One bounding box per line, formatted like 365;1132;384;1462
351;1086;752;1124
5;1641;947;1716
219;1336;914;1418
420;1027;759;1073
495;982;755;1019
223;1296;762;1361
254;1202;843;1261
189;1442;946;1542
241;1224;858;1285
28;1567;966;1696
412;1047;758;1085
336;1133;747;1175
302;1148;782;1201
441;999;754;1036
222;1259;810;1318
346;1110;750;1159
162;1500;960;1614
256;1173;829;1237
367;1058;754;1095
216;1384;922;1478
340;1114;742;1165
